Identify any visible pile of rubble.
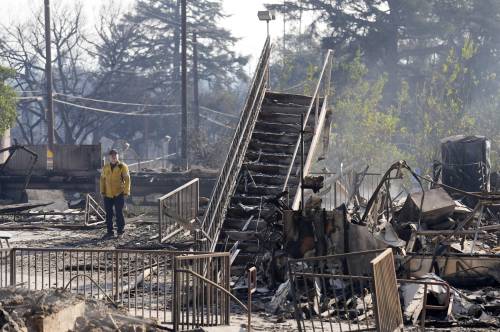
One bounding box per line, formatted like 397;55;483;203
0;288;161;332
249;152;500;329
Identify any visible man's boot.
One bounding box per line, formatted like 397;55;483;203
102;232;115;239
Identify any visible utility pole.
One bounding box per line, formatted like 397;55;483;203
181;0;188;169
44;0;55;150
283;0;288;69
192;32;200;132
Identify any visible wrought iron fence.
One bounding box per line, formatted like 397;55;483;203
201;37;272;252
0;248;11;288
3;247;233;330
158;178;199;243
288;249;451;332
288;250;384;332
174;252;231;331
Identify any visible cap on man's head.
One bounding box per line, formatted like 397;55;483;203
108;149;118;155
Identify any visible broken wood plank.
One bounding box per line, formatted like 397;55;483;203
0;202;54;214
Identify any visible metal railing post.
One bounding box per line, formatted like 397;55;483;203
84;194;89;226
158;199;162;242
225;254;230;324
300;114;305;216
315;93;319;127
114;251;119;301
9;248;15;286
247;266;257;332
173;257;179;331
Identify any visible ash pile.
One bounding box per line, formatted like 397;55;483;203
0;288;161;332
239;135;500;330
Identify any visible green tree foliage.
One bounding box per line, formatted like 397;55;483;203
409;41;478;168
0;66;17;135
276;1;500;92
124;0;248;91
273;0;500;172
329;52;411;170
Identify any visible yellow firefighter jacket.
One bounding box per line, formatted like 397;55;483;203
100;162;131;198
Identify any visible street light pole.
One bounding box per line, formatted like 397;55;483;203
258;10;275;88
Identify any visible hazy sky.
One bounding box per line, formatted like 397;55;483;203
0;0;284;69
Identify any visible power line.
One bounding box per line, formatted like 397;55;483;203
20;97;235;128
199;114;235;130
55;93;179;109
53;99;184;117
55;93;238;120
200;106;238;119
15;96;43;101
15;90;43;94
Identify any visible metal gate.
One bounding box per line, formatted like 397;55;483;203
174;252;230;331
1;247;232;330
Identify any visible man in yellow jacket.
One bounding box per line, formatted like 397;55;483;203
100;149;131;239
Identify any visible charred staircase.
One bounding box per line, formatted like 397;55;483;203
198;38;333;268
223;92;318;265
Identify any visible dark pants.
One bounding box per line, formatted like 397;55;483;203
104;194;125;234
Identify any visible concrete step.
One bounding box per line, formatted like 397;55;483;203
231;194;275;206
223;217;267;231
226;205;275;219
236;183;284;195
248;140;295;154
254;120;313;135
264;91;315;107
251;131;303;145
258;112;315;125
243;163;290;176
251;173;299;186
261;105;309;116
248;139;311;155
245;150;295;166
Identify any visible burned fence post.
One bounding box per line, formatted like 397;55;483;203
247;266;257;332
9;248;15;286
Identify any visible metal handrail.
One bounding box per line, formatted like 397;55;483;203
200;37;272;252
282;50;333;210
